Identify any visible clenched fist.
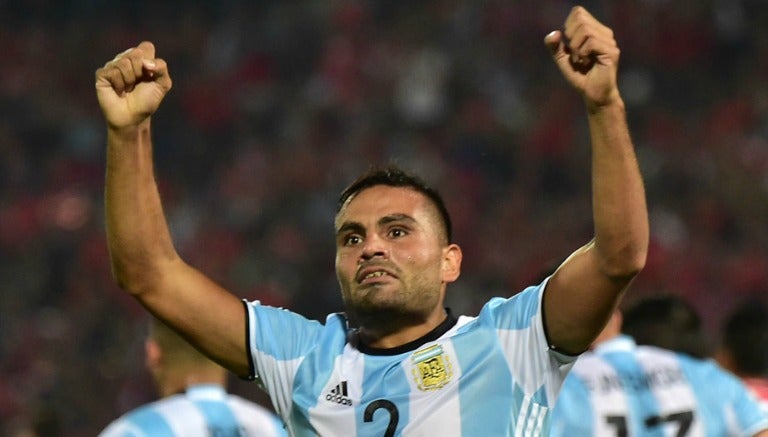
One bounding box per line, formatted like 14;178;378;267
95;41;172;130
544;6;621;111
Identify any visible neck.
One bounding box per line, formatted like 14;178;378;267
157;366;226;398
358;307;450;349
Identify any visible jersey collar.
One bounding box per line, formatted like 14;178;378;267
354;308;458;356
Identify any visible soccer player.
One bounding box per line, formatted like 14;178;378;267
551;302;768;436
95;6;648;435
621;294;710;359
716;299;768;409
99;318;287;436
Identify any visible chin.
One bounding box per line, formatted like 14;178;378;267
351;298;400;318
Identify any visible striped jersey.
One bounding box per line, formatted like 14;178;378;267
743;378;768;413
99;384;287;437
244;280;576;436
551;335;768;436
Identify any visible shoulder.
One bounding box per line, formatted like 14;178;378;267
225;395;286;434
245;302;343;352
477;283;546;325
227;394;277;416
569;349;621;383
99;398;178;437
245;300;325;326
677;354;741;384
99;418;136;437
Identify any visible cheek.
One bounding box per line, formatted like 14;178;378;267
335;251;356;280
404;244;439;265
336;247;351;263
335;262;352;300
400;248;442;281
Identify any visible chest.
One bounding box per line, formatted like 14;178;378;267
290;332;516;435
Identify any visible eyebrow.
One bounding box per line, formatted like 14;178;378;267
336;221;364;237
335;213;417;237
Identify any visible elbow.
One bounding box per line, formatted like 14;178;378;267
600;240;648;282
109;258;159;297
110;263;144;297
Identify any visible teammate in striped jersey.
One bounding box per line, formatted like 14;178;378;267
99;318;286;437
96;5;648;435
716;299;768;411
551;309;768;436
620;294;710;360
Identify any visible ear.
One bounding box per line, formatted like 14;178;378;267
713;347;735;374
145;338;162;372
441;244;462;283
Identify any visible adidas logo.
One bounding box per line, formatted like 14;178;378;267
325;381;352;406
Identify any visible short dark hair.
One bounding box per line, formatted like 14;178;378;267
622;295;709;359
722;299;768;376
337;165;452;243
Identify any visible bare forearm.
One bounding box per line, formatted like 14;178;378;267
97;42;251;377
105;120;178;294
543;102;648;353
541;6;649;354
588;99;648;280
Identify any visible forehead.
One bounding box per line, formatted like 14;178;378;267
335;185;432;227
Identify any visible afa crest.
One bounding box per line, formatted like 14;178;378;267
411;344;453;391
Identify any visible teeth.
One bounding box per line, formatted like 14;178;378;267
364;271;387;280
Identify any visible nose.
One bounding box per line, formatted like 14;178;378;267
359;233;388;262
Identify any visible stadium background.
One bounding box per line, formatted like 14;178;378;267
2;0;768;435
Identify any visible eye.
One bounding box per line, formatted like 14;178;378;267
388;227;408;239
343;234;362;246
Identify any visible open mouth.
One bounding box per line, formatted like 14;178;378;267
356;265;397;284
363;271;388;280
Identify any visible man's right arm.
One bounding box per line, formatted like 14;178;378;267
97;41;250;376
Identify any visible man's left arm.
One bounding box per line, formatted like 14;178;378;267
541;6;649;354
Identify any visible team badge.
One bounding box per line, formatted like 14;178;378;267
411;344;452;391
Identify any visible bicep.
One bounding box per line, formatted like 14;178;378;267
543;241;632;354
141;258;250;376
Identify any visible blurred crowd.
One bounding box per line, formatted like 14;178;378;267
2;0;768;435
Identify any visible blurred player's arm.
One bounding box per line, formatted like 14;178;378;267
540;7;649;355
96;41;250;377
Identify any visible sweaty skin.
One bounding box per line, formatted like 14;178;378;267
95;5;648;382
335;185;462;349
